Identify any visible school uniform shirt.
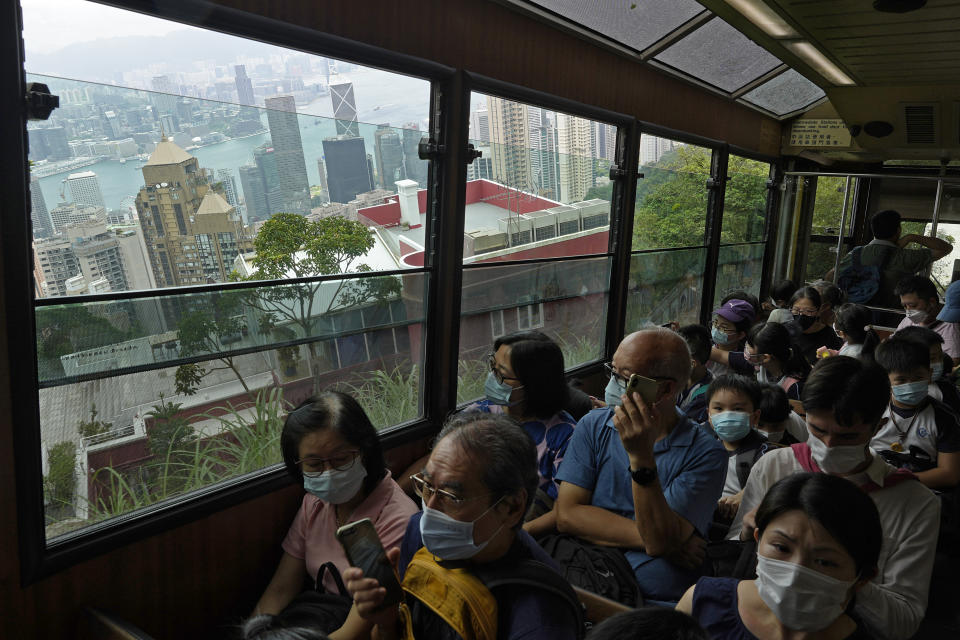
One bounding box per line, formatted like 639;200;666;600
839;342;863;358
556;407;727;605
927;379;960;416
727;352;803;401
282;471;418;594
727;448;940;640
895;316;960;360
678;371;713;425
871;397;960;470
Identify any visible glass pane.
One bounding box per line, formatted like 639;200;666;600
654;18;782;93
464;94;615;261
715;243;765;307
805;241;846;283
529;0;705;52
723;156;770;244
457;257;611;404
625;248;707;329
930;223;960;293
811;176;854;236
634;137;711;250
741;69;825;117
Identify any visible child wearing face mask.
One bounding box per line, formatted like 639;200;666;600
678;472;882;640
703;375;768;523
715;322;810;402
872;337;960;490
818;303;881;360
757;384;805;446
895;325;960;416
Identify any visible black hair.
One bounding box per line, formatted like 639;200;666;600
813;281;843;309
801;356;891;428
747;322;811;380
771;279;797;304
677;324;712;365
720;291;760;333
241;615;330;640
896;325;945;347
586;607;708;640
756;472;882;577
788;286;822;310
894;275;938;302
834;303;881;357
706;373;761;409
436;412;538;521
759;384;791;424
493;330;568;419
874;337;930;374
280;391;387;495
870;209;901;240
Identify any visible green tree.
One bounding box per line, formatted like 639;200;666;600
146;394;194;459
45;441;77;509
77;403;112;439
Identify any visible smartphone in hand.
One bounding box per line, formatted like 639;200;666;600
625;374;659;405
336;517;404;610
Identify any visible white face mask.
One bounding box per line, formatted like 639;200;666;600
759;429;783;443
905;308;929;323
807;432;868;475
755;555;856;632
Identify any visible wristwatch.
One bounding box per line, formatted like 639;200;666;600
629;466;658;486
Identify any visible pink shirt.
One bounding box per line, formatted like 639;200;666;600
895;315;960;359
281;470;418;593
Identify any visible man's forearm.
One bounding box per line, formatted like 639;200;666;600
556;503;645;548
629;453;690;556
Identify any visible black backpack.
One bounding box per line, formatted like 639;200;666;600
276;562;353;633
706;539;757;579
536;533;642;608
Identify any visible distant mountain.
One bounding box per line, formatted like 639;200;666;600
25;29;297;81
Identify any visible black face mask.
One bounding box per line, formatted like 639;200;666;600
793;314;817;330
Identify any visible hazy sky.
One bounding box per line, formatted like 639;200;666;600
21;0;195;53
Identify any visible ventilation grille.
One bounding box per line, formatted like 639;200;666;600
902;103;938;145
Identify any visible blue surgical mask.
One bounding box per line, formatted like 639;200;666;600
892;380;928;406
419;498;505;560
604;375;625;407
302;461;367;505
710;411;753;442
484;372;522;406
932;362;944;381
711;326;730;346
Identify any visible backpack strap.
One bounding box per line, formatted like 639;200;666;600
790;442;822;473
315;561;349;597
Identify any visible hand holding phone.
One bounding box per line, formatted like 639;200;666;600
336;518;403;611
625;374;659;405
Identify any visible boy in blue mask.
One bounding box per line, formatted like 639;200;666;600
703;374;767;523
872;337;960;490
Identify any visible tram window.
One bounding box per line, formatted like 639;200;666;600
626;248;707;329
24;0;433;543
723;155;771;244
805;242;847;283
634;135;712;250
811;176;854;236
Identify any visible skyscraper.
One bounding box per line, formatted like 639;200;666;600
374;126;405;190
330;82;360;138
401;124;428;187
640;135;678;166
487;95;532;191
557;113;594;203
66;171;106;209
264;95;311;215
527;108;559;198
239;164;269;222
150;75;178;119
322;136;372;204
30;176;54;239
470;107;490;142
234;65;255;106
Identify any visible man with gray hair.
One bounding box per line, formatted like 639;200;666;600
556;328;727;605
343;412;580;640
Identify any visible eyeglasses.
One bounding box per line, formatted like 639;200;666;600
790;307;819;317
603;362;629;386
711;320;736;334
296;450;361;476
410;473;493;511
488;353;520;385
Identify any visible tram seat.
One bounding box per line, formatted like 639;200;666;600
80;607;155;640
572;585;633;624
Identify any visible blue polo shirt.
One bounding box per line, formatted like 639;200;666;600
555;407;727;604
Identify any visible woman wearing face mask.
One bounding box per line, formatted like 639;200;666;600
714;322;810;402
787;287;842;366
678;472;882;640
253;392;418;632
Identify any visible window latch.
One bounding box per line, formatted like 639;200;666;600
418;139;446;160
765;178;779;189
705;177;730;189
465;143;482;165
608;164;627;180
25;82;59;121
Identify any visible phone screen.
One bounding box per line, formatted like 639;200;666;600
625;374;659;405
336;518;403;609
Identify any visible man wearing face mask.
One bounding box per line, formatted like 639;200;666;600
895;275;960;360
871;337;960;491
727;356;940;640
342;413;579;640
555;328;727;606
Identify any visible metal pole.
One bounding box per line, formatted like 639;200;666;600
784;170;960;182
931;177;944;238
831;175;852;283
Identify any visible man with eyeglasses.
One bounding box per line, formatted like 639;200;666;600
342;412;579;640
554;327;727;606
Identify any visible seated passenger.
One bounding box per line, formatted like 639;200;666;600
786;286;842;365
679;473;882;640
676;324;713;424
707;299;756;377
820;302;880;359
895;275;960;360
714;322;810;400
343;413;580;640
812;279;844;328
702;374;765;522
727;356;940;640
895;324;960;413
556;328;727;605
756;384;804;446
253;392;418;633
871;338;960;490
763;279;796;324
242;614;330;640
587;607;707;640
